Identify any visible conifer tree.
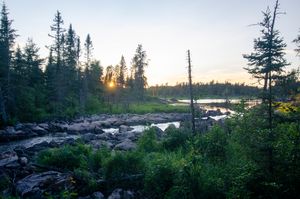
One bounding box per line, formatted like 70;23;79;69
243;0;289;175
0;3;17;123
117;55;127;88
294;29;300;57
48;11;66;113
131;44;148;100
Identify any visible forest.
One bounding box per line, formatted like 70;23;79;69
0;0;300;198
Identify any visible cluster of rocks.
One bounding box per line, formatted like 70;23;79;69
0;111;229;198
0;113;189;142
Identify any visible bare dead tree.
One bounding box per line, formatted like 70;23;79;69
187;50;195;134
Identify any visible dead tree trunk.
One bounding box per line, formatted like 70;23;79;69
187;50;195;134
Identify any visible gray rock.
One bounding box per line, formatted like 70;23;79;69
114;139;136;151
81;133;97;142
19;157;28;166
0;151;18;167
115;131;136;141
119;125;134;133
30;125;48;135
16;171;73;198
108;189;134;199
90;140;114;149
97;132;114;140
92;192;105;199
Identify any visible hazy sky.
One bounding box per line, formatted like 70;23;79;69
5;0;300;86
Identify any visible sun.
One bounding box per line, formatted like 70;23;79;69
109;81;115;88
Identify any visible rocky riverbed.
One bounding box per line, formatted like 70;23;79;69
0;110;228;198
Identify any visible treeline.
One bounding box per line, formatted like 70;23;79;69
0;4;148;125
149;82;261;99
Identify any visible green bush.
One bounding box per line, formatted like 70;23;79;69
162;127;189;151
36;143;92;170
137;128;161;153
103;151;144;192
144;153;178;199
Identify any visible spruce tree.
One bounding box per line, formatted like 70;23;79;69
294;29;300;57
243;0;289;176
0;3;17;124
131;44;148;100
117;55;127;88
48;11;66;114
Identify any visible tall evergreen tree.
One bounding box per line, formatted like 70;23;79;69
243;0;289;176
17;39;44;120
84;34;93;66
132;44;148;100
64;24;79;96
48;11;66;113
243;1;288;100
117;55;127;88
0;3;17;124
294;29;300;57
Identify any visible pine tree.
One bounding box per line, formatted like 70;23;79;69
0;3;17;124
243;0;289;176
243;1;288;100
131;44;148;100
48;11;66;114
117;55;127;88
294;29;300;57
17;39;45;120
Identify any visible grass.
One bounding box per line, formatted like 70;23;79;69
86;102;190;115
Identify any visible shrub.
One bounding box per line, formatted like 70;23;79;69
137;128;161;153
36;143;92;170
162;127;189;151
103;151;144;192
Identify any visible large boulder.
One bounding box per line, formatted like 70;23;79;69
16;171;73;198
114;139;136;151
0;151;18;168
81;133;97;142
79;192;105;199
119;125;134;134
0;127;37;142
108;188;134;199
115;131;136;142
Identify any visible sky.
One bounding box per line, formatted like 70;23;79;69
4;0;300;86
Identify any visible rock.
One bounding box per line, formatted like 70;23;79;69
206;109;222;117
0;128;36;142
90;140;114;149
115;131;136;141
30;125;48;136
119;125;134;133
81;133;97;142
16;171;73;198
0;151;18;167
108;189;134;199
38;123;49;131
27;141;50;152
114;139;136;151
19;157;28;166
94;127;104;134
97;132;114;141
78;196;92;199
92;192;105;199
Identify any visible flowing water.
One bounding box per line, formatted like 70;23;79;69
0;121;181;153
